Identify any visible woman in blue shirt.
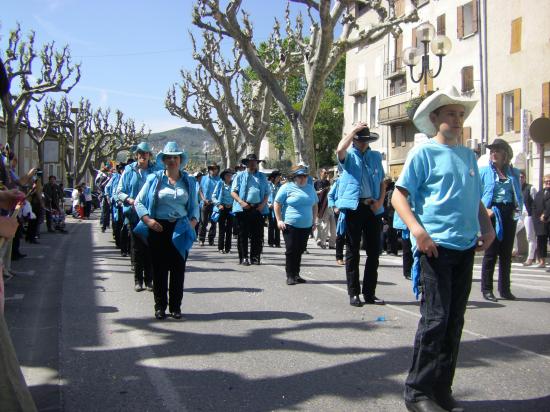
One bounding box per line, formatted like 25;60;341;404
134;142;199;320
274;166;318;285
479;138;522;302
212;169;235;254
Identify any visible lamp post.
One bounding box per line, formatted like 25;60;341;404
70;107;79;186
202;141;210;168
402;22;452;88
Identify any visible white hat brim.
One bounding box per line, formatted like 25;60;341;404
413;87;477;136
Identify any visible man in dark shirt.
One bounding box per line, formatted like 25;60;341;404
43;175;64;232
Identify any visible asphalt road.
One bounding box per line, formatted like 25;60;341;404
4;215;550;411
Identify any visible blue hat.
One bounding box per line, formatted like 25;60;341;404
291;167;309;177
156;141;189;168
133;142;153;154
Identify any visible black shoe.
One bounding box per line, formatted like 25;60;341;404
405;399;447;412
101;227;106;233
434;393;464;412
286;277;297;285
250;258;261;265
242;258;250;266
295;275;306;283
208;241;214;246
404;274;412;280
364;295;385;305
349;296;363;307
12;253;26;261
199;241;205;246
499;291;516;300
483;291;498;302
145;283;153;292
171;311;183;320
155;310;166;320
121;252;128;257
134;283;144;292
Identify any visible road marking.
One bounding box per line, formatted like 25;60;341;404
265;263;550;363
5;294;24;301
8;269;36;276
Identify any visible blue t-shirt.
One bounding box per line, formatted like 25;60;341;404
492;178;513;204
396;140;482;251
274;182;318;228
156;175;189;220
245;173;262;204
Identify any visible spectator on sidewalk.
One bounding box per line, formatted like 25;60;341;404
514;171;538;266
43;175;64;233
532;175;550;268
83;182;93;218
274;166;318;285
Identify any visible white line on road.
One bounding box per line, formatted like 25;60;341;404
265;263;550;363
5;294;24;301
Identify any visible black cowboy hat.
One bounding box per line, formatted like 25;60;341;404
354;126;380;143
207;162;220;171
486;138;514;161
268;170;281;180
220;168;235;180
241;153;264;165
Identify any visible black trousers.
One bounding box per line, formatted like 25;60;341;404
386;226;399;254
236;208;263;261
481;204;516;294
405;247;475;403
199;203;216;244
217;208;233;252
282;225;311;278
334;210;345;260
401;235;413;278
344;203;382;297
268;213;280;247
536;234;548;259
149;220;187;313
129;223;153;285
120;221;130;255
100;198;110;230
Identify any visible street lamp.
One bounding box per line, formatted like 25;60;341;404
402;22;452;87
70;107;79;185
202;141;210;168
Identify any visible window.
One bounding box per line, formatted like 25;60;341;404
393;125;406;147
510;17;522;53
457;1;478;39
394;0;405;17
461;66;474;92
437;14;446;35
357;3;368;17
543;82;550;118
389;76;407;96
353;95;367;124
370;97;377;126
496;89;521;135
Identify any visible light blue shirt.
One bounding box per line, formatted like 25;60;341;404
492;178;514;204
275;182;317;228
154;175;189;220
213;181;233;207
396;140;482;251
245;172;261;204
360;168;373;198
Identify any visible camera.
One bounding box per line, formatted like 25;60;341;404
36;168;43;176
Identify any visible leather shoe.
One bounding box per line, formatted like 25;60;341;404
405;399;447;412
295;275;306;283
434;393;464;412
364;295;385;305
242;258;250;266
482;291;498;302
250;258;261;265
404;274;412;280
499;291;516;300
134;283;144;292
336;259;345;266
171;312;183;320
145;283;153;292
349;296;363;307
155;310;166;320
286;277;297;285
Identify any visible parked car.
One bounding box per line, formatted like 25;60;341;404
63;188;100;215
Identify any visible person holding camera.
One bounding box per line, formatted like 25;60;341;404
43;175;64;232
335;123;387;307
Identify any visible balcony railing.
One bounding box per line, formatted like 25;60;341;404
347;78;367;96
384;57;406;80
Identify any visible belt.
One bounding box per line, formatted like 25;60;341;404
359;198;375;206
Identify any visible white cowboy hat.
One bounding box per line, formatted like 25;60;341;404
413;86;477;136
156;141;189;168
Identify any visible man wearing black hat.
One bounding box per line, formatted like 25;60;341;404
231;154;270;265
335;123;387;307
198;163;221;246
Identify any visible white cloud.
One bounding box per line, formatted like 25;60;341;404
74;85;163;102
32;14;95;47
99;89;108;106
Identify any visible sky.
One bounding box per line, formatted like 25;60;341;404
2;0;305;133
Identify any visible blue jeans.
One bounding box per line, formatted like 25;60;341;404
404;246;475;402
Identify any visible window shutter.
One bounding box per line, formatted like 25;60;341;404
412;28;417;48
543;82;550;118
457;5;464;39
396;33;403;61
471;0;478;34
461;66;474;92
462;126;472;146
437;14;446;35
510;17;522;54
496;93;504;136
513;88;521;132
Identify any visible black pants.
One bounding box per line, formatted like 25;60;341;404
199;203;216;244
283;225;310;278
149;220;187;313
405;246;475;403
236;208;263;261
386;226;399;254
85;201;92;218
120;221;130;255
100;198;110;230
217;208;233;252
334;210;344;260
344;203;382;297
481;204;516;294
402;235;413;278
129;224;153;285
45;210;53;231
536;234;548;259
268;213;280;247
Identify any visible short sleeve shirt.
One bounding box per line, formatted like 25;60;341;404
275;182;317;228
396;140;482;250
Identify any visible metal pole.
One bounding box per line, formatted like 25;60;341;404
539;143;545;191
71;108;79;186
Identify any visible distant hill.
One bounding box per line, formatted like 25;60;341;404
148;127;215;158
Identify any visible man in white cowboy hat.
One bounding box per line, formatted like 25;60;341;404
231;153;269;265
392;86;495;412
115;141;158;292
335;123;387;307
198;162;221;246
